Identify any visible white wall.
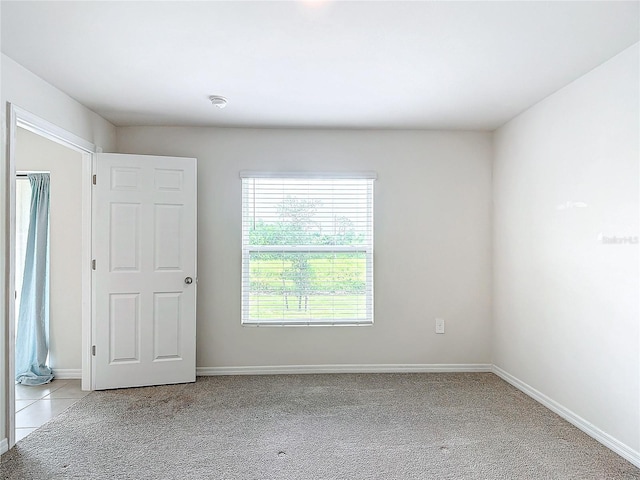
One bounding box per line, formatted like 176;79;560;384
117;127;493;369
1;53;116;449
493;43;639;455
1;55;116;150
16;127;83;371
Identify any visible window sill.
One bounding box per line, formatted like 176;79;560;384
241;320;373;327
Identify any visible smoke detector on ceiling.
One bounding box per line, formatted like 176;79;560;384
209;95;228;109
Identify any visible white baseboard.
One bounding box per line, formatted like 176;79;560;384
0;438;8;455
197;363;493;376
492;365;640;469
52;369;82;380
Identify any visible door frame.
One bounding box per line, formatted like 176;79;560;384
4;103;95;448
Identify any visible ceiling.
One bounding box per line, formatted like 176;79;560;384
1;1;638;130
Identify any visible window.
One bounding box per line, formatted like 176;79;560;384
241;172;376;326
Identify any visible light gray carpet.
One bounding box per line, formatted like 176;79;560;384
1;373;639;479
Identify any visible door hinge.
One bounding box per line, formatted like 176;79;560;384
92;174;96;185
92;345;96;356
92;259;96;270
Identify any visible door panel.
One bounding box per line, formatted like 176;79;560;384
110;202;140;271
109;293;140;363
94;153;197;390
153;292;182;360
154;204;182;270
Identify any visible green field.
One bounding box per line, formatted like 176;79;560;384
249;294;367;320
248;254;367;320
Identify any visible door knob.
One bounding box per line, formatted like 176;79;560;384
185;277;193;285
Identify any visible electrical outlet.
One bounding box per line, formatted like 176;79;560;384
435;318;445;334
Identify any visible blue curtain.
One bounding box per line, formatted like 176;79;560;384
15;173;54;385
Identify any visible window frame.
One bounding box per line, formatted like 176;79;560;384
240;172;376;327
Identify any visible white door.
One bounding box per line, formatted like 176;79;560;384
93;153;197;390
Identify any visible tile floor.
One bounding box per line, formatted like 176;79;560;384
15;379;90;442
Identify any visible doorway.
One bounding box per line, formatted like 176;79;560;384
5;104;95;449
13;128;87;441
5;105;197;449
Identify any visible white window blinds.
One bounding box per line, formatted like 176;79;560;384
241;173;375;326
